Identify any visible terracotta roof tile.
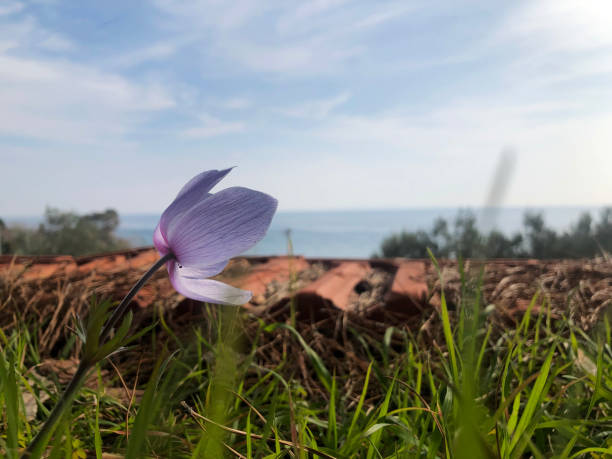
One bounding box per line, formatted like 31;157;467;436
1;249;610;334
0;255;77;280
386;260;428;314
238;256;309;303
296;261;371;311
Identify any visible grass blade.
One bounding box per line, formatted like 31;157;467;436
0;351;19;459
509;346;555;452
346;361;373;445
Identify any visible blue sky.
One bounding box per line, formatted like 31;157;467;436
1;0;611;216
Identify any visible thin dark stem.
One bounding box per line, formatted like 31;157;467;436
99;252;174;344
22;362;90;458
22;252;174;458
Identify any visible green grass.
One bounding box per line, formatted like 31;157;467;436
1;266;612;458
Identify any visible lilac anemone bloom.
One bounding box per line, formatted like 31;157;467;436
153;168;277;305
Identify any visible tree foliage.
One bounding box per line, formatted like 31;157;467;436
0;208;129;256
376;208;612;259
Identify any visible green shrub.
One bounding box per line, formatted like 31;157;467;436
0;207;129;256
377;207;612;259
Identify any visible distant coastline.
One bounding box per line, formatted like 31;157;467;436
5;206;606;258
117;206;609;257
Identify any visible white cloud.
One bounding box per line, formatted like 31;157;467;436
153;0;265;31
2;0;612;215
304;99;612;207
500;0;612;52
215;38;362;75
219;97;251;110
151;0;408;75
0;15;76;53
108;39;190;68
181;113;245;138
488;0;612;87
39;34;75;52
293;0;351;20
277;91;350;119
0;46;174;143
351;3;416;30
275;0;352;34
0;1;24;16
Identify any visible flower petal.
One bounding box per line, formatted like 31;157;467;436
168;262;251;305
166;186;278;267
153;222;170;256
159;168;233;239
175;259;229;279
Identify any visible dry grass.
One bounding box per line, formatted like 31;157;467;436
1;255;610;402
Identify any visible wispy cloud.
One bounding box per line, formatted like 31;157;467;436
0;1;23;16
215;38;362;74
151;0;413;75
277;91;351;119
38;34;75;52
108;41;185;68
499;0;612;52
275;0;352;34
488;0;612;88
1;0;611;214
0;17;174;144
181;114;245;138
0;15;76;53
303;95;612;207
218;97;252;110
153;0;265;31
351;3;417;30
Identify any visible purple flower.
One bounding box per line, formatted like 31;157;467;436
153;168;277;305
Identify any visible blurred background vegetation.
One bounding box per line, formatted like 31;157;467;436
0;208;129;257
376;207;612;259
2;207;611;259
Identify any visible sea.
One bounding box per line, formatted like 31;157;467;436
112;206;605;258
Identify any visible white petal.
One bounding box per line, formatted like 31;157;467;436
175;259;229;279
168;262;251;305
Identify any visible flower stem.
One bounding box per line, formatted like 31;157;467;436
99;252;174;344
22;252;174;458
22;362;90;458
